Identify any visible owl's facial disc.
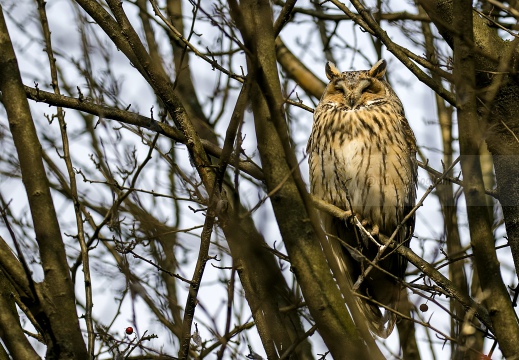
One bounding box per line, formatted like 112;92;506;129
331;78;384;109
350;79;371;107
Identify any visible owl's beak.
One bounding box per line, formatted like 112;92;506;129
348;94;360;108
349;87;364;108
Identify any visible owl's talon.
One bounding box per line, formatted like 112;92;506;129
370;225;380;237
342;210;353;221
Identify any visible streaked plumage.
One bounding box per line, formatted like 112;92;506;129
308;60;417;337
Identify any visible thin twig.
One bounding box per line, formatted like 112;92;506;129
36;0;95;354
312;195;493;331
149;0;244;82
129;251;193;284
333;0;456;105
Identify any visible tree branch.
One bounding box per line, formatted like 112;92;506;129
0;7;88;358
453;0;519;356
23;85;264;180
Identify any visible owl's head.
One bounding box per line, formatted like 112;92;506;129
321;60;394;110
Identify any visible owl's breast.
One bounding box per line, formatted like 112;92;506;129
309;105;415;232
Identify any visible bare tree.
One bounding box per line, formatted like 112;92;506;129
0;0;518;359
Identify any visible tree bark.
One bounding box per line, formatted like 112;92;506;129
452;0;519;356
0;269;41;360
421;0;519;285
0;6;88;359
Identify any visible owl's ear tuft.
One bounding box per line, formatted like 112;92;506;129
325;62;341;80
369;59;387;79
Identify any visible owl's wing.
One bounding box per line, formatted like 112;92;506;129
392;115;417;290
401;114;418;245
306;107;325;155
306;136;313;155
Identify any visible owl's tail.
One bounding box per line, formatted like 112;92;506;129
324;214;402;338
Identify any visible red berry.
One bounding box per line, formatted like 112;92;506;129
125;327;134;335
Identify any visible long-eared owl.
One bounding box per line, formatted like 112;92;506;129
307;60;417;337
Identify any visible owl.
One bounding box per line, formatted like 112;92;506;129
307;60;417;337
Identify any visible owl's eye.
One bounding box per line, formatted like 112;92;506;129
364;81;382;94
333;83;344;92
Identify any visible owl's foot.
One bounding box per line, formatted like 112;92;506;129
360;219;379;237
341;210;353;221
